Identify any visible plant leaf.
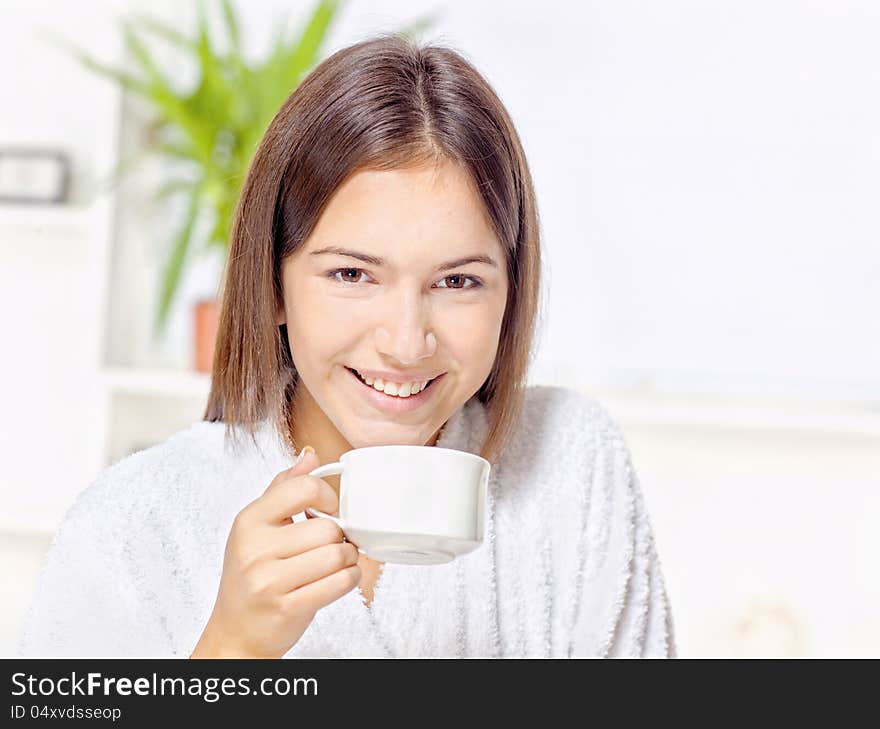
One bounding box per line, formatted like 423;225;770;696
39;28;152;96
219;0;241;53
49;0;435;337
130;13;197;51
155;190;201;337
123;21;173;88
92;149;153;195
282;0;340;89
397;11;441;41
152;178;196;201
121;19;220;164
156;140;200;162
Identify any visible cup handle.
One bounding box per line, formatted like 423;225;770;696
304;461;345;527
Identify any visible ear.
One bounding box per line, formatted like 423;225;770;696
275;305;286;327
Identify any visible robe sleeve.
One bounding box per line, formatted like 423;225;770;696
16;472;173;657
608;475;677;658
569;402;677;658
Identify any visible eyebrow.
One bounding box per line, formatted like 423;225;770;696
309;245;499;272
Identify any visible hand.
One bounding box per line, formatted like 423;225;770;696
191;448;361;658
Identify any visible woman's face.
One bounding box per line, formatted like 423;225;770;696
277;158;508;451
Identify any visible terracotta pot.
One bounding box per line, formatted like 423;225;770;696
194;298;219;373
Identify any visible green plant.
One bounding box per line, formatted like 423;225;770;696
53;0;437;337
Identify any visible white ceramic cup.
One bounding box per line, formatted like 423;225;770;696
305;445;490;565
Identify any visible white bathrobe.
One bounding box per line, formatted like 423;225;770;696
17;385;676;658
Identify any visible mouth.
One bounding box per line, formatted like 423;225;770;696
344;366;444;412
345;366;442;395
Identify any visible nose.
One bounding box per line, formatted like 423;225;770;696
373;292;437;365
374;326;437;365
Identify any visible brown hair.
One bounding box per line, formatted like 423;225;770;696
204;32;543;464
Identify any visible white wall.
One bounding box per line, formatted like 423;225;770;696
2;0;878;657
627;421;880;657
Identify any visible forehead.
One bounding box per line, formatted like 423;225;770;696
307;160;501;253
332;159;480;207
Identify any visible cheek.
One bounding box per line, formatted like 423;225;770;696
458;299;504;338
443;306;505;362
285;298;348;354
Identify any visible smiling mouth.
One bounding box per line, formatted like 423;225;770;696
345;366;441;395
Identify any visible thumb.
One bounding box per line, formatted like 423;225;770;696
289;446;321;518
289;445;317;475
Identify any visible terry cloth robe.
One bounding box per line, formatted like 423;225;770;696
17;385;677;658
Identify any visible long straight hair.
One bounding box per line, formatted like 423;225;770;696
204;33;543;464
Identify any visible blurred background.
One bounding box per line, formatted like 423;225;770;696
2;0;878;657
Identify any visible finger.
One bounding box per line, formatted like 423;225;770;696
279;564;362;614
251;453;339;525
265;516;347;560
276;541;361;592
267;474;339;525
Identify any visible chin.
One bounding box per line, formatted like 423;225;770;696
344;426;434;450
350;436;424;449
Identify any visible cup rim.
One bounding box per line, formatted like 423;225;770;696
339;444;489;468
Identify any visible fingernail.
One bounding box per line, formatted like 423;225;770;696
295;444;315;465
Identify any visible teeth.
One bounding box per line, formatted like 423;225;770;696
353;370;430;397
379;380;398;395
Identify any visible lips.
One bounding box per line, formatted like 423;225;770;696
346;367;439;393
344;365;444;412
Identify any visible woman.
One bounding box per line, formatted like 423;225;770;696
18;34;675;658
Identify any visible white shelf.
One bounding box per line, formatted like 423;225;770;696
103;368;880;438
0;199;111;234
102;367;214;470
0;507;66;538
585;385;880;438
103;367;211;399
8;373;878;541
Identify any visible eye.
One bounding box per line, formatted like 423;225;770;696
325;268;484;290
436;274;483;290
326;268;371;285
